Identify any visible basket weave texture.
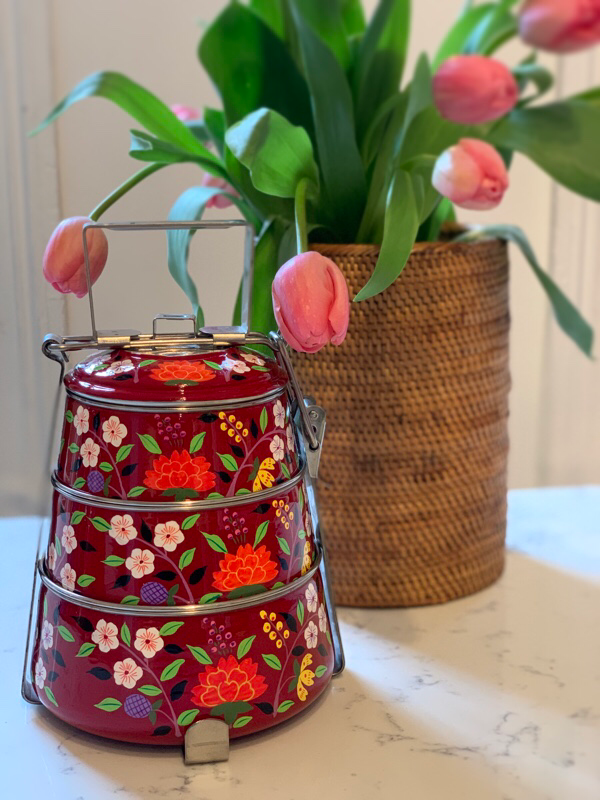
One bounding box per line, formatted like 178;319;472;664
292;239;510;607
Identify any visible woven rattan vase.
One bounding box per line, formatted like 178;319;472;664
292;237;510;607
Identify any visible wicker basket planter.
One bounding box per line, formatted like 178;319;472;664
292;237;510;607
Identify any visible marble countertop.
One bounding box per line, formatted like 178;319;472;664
3;487;599;799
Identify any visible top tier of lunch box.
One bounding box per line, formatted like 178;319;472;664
64;346;289;407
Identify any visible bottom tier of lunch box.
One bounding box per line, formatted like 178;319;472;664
31;555;335;745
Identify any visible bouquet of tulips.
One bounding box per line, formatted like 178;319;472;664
39;0;599;355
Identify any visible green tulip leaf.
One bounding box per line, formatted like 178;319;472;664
128;130;225;176
288;0;351;69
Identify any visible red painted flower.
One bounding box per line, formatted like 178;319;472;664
144;450;216;492
149;360;215;383
212;544;279;592
191;655;268;707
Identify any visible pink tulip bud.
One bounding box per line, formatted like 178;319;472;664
42;216;108;298
272;252;350;354
170;104;201;122
432;139;509;211
201;173;239;209
433;55;519;125
519;0;600;53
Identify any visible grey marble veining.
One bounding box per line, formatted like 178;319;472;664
3;487;600;799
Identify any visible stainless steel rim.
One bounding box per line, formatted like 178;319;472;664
51;462;306;511
38;550;322;616
65;385;288;413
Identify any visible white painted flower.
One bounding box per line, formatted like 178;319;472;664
35;657;46;689
224;358;251;374
41;620;54;650
125;548;154;579
73;405;89;436
241;352;265;366
273;399;285;428
80;437;100;468
113;657;143;689
270;435;285;462
318;604;327;633
304;620;318;649
286;425;295;452
109;514;137;545
60;563;76;591
47;542;57;571
91;619;119;653
110;359;134;375
305;582;318;613
154;521;184;552
134;627;164;659
61;525;77;555
102;415;127;447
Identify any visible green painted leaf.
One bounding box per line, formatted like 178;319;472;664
137;433;162;454
121;622;131;647
102;555;126;567
70;511;85;525
315;665;327;677
280;463;290;479
202;360;222;370
99;462;113;473
217;452;238;471
253;521;269;548
189;433;206;454
65;410;74;423
44;686;59;707
326;630;332;645
76;642;96;657
178;548;196;570
138;684;162;696
232;715;252;728
297;599;305;626
120;595;140;605
43;596;47;617
259;407;268;433
251;365;269;372
237;635;256;660
159;621;184;636
90;516;111;532
127;486;146;497
57;625;75;642
160;659;185;682
77;575;95;587
206;492;224;500
297;529;306;539
116;444;134;463
262;653;282;670
457;225;594;356
167;584;179;606
68;443;79;453
202;532;228;553
138;359;156;368
94;697;122;712
177;708;200;726
272;581;285;589
277;699;295;713
74;477;86;489
198;592;222;604
187;645;213;665
181;514;200;531
277;536;291;556
235;488;252;496
225;108;319;198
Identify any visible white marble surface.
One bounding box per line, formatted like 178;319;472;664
3;487;600;799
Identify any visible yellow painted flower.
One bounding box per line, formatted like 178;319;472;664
253;457;276;492
297;653;315;702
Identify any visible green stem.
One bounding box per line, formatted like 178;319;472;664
294;178;310;254
89;163;165;221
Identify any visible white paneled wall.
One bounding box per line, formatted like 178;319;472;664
1;0;599;514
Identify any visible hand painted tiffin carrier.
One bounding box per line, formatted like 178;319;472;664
22;221;344;764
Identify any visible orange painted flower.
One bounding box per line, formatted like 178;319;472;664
149;360;215;383
144;450;216;492
191;655;267;707
212;543;278;592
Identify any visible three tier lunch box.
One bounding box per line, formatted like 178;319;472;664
21;221;344;764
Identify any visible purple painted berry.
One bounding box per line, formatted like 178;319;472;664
140;582;168;605
87;470;104;493
124;693;152;719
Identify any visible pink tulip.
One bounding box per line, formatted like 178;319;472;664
432;139;509;210
201;173;239;209
170;104;201;122
272;252;350;353
43;216;108;297
519;0;600;52
433;55;518;125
